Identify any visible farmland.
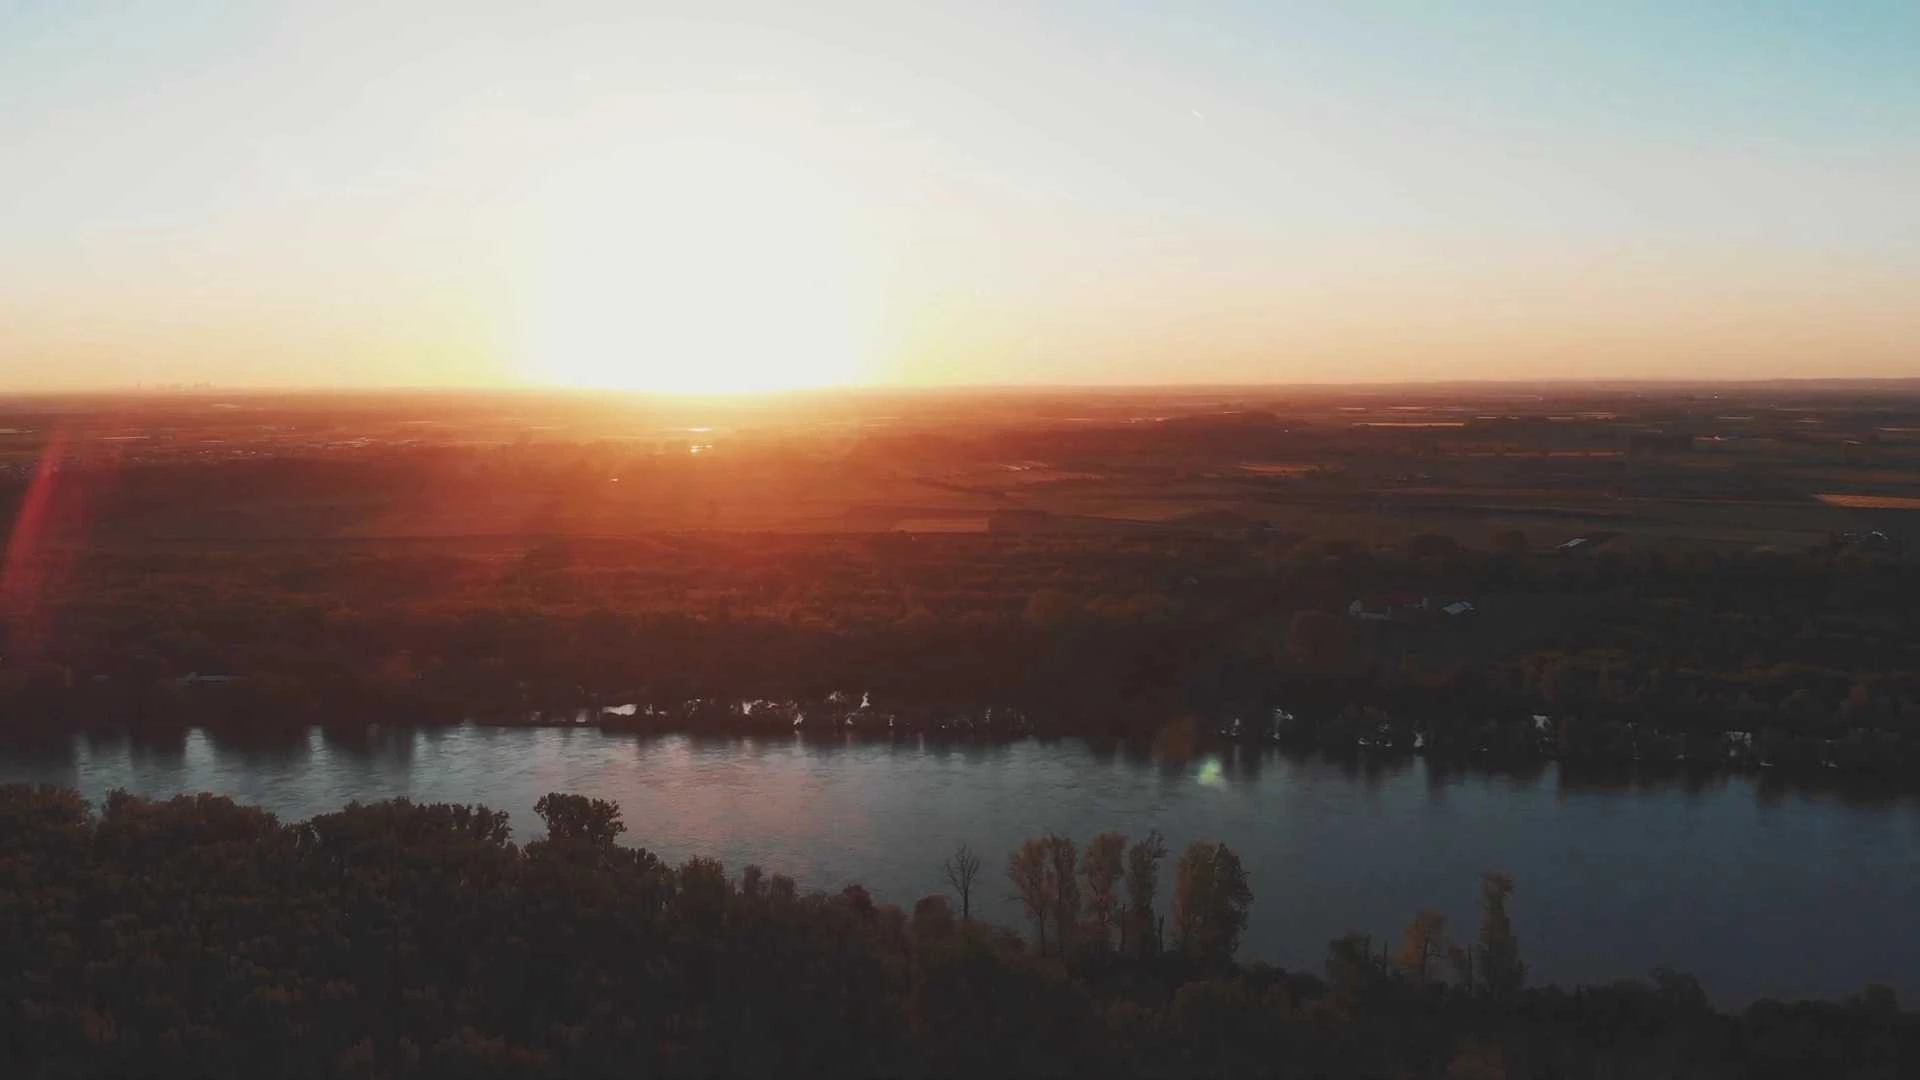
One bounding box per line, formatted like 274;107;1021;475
5;383;1920;777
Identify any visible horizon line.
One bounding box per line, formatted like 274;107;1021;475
12;374;1920;399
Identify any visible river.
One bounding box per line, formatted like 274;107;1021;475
3;724;1916;1006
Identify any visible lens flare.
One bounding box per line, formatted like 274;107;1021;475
1;429;100;665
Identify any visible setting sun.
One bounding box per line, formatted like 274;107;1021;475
514;140;887;394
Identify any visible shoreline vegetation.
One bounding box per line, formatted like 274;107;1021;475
8;657;1920;785
13;710;1920;802
2;784;1911;1079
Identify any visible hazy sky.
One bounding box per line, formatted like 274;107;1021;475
2;1;1917;391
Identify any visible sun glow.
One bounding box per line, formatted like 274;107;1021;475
515;140;887;394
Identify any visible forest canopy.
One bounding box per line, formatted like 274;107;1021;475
0;783;1909;1079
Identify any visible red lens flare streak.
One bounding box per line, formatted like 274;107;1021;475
1;427;111;667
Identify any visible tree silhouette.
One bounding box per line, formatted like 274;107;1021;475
1044;833;1080;955
1007;838;1054;954
1395;908;1448;986
1476;872;1526;1000
1125;829;1168;956
0;783;1909;1079
1285;609;1347;671
912;894;956;940
1173;840;1252;964
942;841;982;923
532;792;624;844
1081;832;1126;948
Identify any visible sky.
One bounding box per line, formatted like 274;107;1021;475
1;1;1916;392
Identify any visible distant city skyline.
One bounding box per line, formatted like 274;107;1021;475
2;1;1917;392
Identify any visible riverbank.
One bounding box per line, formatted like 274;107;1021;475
10;687;1915;787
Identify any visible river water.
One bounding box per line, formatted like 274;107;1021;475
3;725;1916;1006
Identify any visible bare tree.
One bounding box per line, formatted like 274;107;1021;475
942;841;983;923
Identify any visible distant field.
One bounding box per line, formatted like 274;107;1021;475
1389;487;1603;500
993;465;1109;484
10;383;1920;555
1457;450;1623;459
1792;469;1920;485
891;517;990;533
1237;462;1318;476
1816;493;1920;510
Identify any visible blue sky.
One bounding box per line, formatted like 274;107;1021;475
1;1;1915;389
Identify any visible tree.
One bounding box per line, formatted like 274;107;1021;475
1476;873;1525;1000
1007;838;1054;954
1172;841;1252;964
1023;588;1079;628
1043;833;1079;954
768;873;798;905
1326;932;1379;1006
1394;909;1447;986
1124;830;1168;955
1446;1038;1512;1079
3;781;1911;1079
941;841;982;923
911;894;955;940
533;792;625;845
1448;942;1475;993
678;856;731;936
1081;832;1126;948
1284;609;1346;671
839;883;877;922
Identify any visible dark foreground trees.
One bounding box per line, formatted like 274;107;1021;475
1172;839;1253;964
0;783;1913;1080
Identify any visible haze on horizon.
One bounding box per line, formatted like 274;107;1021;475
1;1;1916;394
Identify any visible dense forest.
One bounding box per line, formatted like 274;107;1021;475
0;783;1909;1078
6;520;1920;779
